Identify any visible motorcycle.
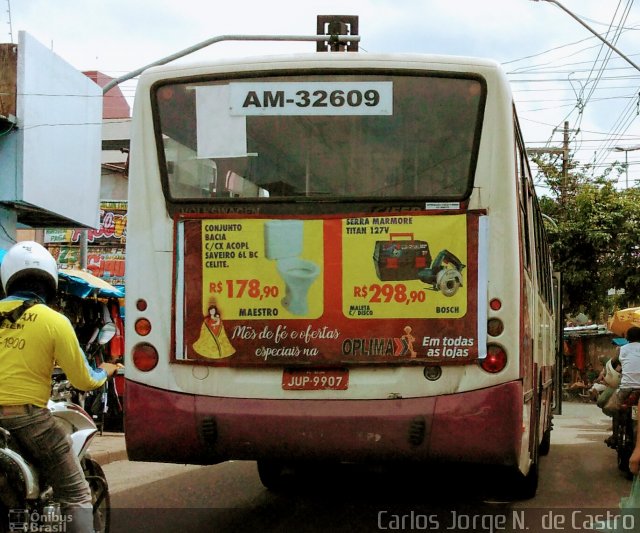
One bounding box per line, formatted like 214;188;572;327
600;359;639;477
0;325;116;533
613;391;639;478
82;323;123;434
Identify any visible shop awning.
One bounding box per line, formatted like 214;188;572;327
608;307;640;337
58;268;124;299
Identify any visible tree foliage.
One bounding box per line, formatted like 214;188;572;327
534;154;640;320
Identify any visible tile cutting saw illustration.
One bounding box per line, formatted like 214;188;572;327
373;232;465;296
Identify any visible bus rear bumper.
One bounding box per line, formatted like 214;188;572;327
125;380;523;466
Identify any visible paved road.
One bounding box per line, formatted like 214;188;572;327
102;400;636;532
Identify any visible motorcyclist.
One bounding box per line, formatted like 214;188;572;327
624;328;640;475
609;327;640;474
611;327;640;393
0;241;120;532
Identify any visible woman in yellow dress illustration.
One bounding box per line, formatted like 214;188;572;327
192;304;236;359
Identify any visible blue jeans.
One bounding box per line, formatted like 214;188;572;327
0;407;94;532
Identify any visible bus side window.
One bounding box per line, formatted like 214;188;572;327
515;121;531;273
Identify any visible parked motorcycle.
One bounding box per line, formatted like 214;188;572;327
82;322;124;433
0;325;116;532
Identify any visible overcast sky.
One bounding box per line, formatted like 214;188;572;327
4;0;640;191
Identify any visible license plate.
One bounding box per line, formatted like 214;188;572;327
282;369;349;390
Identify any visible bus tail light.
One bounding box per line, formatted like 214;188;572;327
132;343;159;372
487;318;504;337
480;344;507;373
135;318;152;336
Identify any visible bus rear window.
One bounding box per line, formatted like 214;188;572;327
153;73;485;201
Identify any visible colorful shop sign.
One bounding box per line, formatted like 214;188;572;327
179;212;485;366
45;201;127;246
45;201;127;287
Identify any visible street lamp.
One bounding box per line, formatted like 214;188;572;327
613;145;640;188
531;0;640;74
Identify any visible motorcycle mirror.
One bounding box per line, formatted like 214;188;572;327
98;322;117;345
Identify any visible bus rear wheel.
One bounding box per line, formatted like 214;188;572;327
257;460;287;491
512;417;540;500
539;425;551;456
513;460;539;500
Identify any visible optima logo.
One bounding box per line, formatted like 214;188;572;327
342;336;413;357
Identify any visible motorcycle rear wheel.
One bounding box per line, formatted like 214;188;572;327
83;456;110;533
615;409;636;479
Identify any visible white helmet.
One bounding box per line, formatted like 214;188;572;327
1;241;58;301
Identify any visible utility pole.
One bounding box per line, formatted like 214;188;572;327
562;120;569;190
612;145;640;188
527;121;574;204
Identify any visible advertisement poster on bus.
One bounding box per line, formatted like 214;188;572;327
180;212;484;366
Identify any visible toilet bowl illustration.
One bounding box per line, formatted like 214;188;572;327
264;220;320;316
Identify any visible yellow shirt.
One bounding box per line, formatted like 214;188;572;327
0;297;107;408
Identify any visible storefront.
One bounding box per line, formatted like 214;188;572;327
563;324;618;383
45;200;127;291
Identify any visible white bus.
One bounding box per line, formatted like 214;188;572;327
124;49;560;498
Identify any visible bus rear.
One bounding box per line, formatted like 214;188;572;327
124;52;555;495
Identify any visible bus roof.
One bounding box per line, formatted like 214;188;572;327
138;52;505;86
